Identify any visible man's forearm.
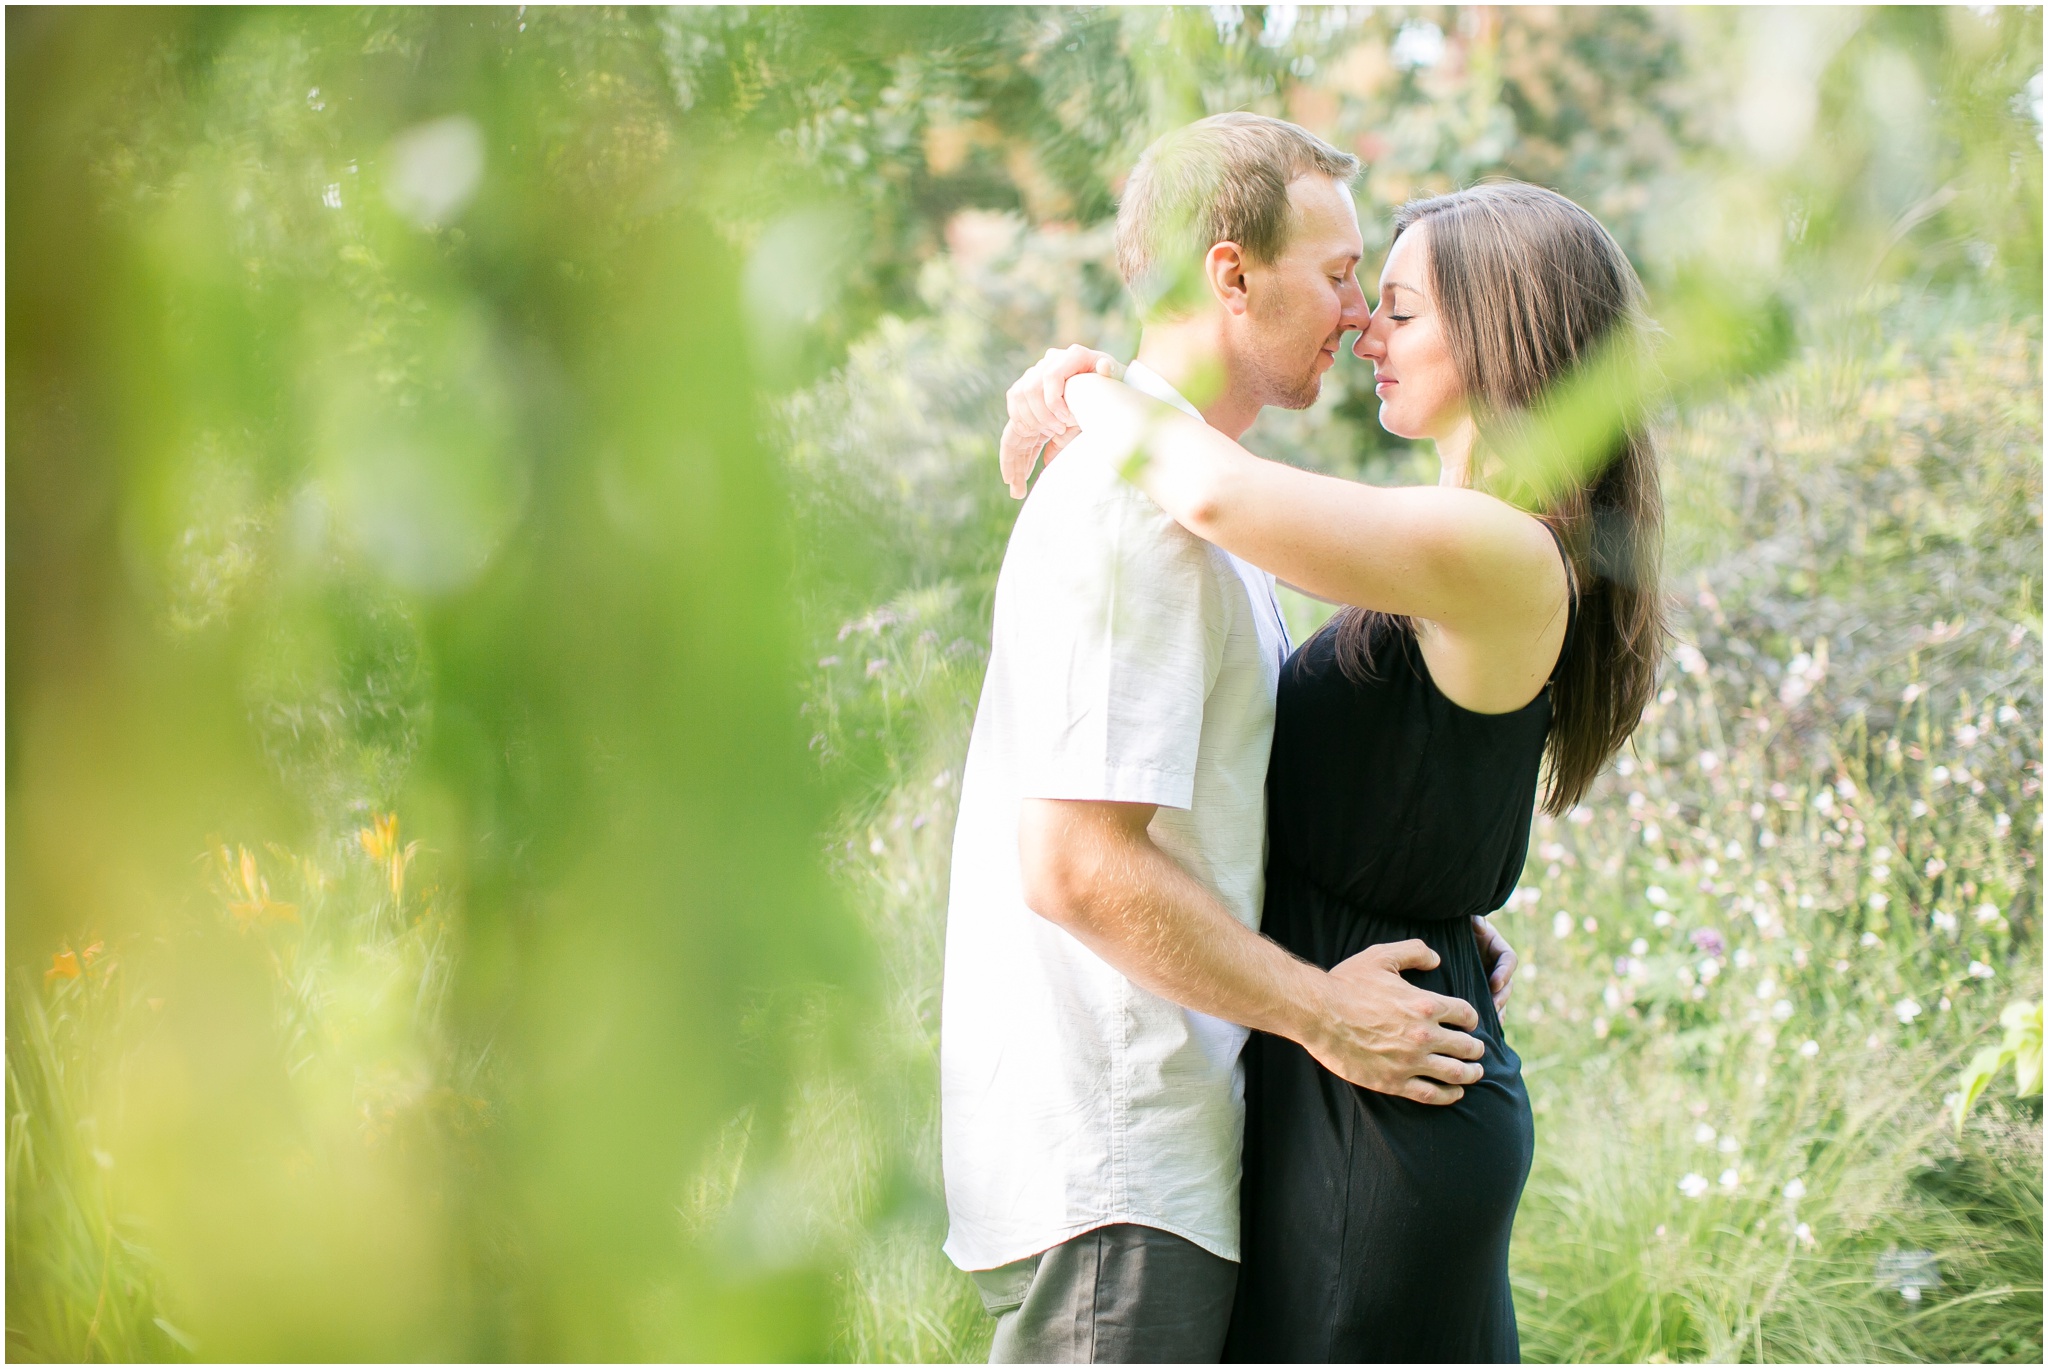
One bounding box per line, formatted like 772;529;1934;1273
1020;803;1331;1050
1020;797;1486;1102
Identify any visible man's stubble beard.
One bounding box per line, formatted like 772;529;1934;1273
1243;347;1324;412
1236;311;1328;414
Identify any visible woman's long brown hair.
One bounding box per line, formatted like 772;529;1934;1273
1324;181;1665;815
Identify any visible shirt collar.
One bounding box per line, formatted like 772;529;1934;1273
1122;360;1205;423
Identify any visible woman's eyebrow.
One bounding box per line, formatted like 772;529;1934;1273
1378;278;1421;298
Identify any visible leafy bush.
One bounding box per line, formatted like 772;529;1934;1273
1495;301;2041;1362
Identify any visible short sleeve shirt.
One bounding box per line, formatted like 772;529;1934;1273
940;364;1289;1271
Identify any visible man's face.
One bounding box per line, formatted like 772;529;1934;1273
1232;174;1369;411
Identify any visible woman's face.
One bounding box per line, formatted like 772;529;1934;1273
1352;222;1467;444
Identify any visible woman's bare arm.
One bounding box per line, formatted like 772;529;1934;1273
1063;372;1566;645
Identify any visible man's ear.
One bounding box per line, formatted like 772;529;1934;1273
1204;240;1251;316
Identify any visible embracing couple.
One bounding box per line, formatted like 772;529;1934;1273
940;113;1663;1363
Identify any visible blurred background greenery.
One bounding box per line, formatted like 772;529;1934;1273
7;6;2039;1362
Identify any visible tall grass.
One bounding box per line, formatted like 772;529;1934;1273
8;957;185;1362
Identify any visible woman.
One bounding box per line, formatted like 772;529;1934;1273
1003;182;1663;1361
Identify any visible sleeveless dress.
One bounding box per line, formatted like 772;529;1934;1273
1223;577;1575;1363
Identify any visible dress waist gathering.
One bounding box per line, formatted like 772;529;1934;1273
1260;861;1501;1021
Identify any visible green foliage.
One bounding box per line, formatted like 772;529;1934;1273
13;7;861;1360
1953;1001;2045;1135
1499;315;2041;1368
8;5;2040;1363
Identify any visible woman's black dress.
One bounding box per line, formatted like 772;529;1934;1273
1224;600;1570;1363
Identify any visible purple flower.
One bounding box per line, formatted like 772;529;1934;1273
1689;928;1727;957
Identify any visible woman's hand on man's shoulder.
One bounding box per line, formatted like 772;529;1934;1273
1001;344;1123;498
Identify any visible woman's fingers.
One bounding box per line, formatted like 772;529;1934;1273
1471;915;1518;1010
998;345;1120;494
1009;371;1059;441
998;419;1045;497
1005;351;1064;435
1043;371;1073;428
1036;344;1116;428
999;413;1078;496
1044;343;1110;424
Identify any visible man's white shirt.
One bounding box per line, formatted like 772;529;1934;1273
940;363;1289;1271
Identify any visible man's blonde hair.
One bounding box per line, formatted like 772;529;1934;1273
1115;112;1359;318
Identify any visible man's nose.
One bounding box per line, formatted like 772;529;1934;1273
1342;283;1372;328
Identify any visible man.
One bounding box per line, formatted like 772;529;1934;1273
940;113;1512;1363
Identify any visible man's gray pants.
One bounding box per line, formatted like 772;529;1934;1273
970;1223;1239;1363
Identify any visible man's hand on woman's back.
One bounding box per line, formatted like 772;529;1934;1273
1308;942;1487;1104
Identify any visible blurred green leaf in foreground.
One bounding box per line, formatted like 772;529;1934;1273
9;7;874;1360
